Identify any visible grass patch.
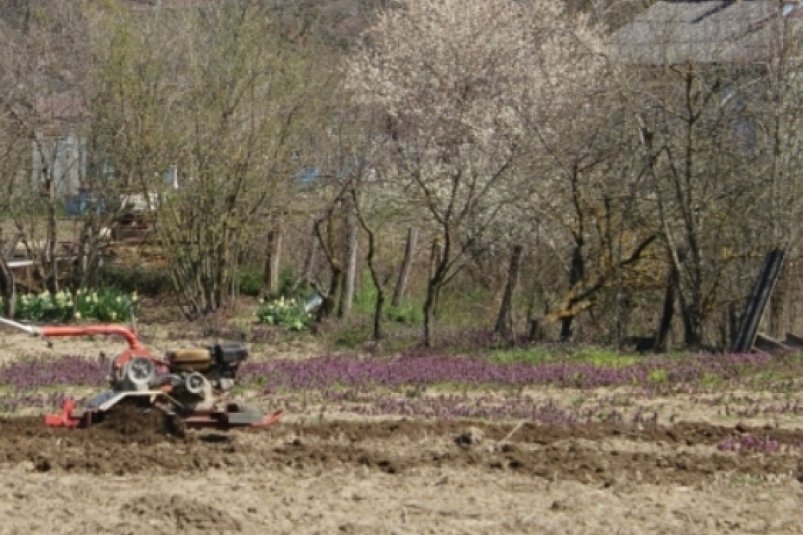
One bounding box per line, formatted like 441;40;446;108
436;285;493;328
647;368;669;384
332;321;374;349
488;346;557;365
352;271;423;327
488;346;642;368
701;372;724;387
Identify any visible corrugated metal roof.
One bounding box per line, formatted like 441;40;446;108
608;1;792;65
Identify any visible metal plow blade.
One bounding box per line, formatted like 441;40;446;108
183;407;284;430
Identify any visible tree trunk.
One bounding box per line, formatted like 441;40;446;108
75;218;102;290
44;172;59;293
2;230;21;260
560;241;585;342
318;268;341;321
429;238;442;318
422;238;444;347
299;231;318;288
392;227;418;307
313;214;342;322
339;212;358;318
362;223;384;340
767;262;787;339
350;189;385;340
372;289;385;340
423;279;436;348
679;298;703;348
559;316;573;342
611;286;630;349
262;222;283;296
494;244;523;339
527;318;543;342
654;260;678;352
0;257;16;318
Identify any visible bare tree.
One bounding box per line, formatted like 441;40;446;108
750;8;803;338
89;2;325;317
525;75;658;342
348;0;600;346
391;227;418;307
604;4;785;347
494;244;523;339
307;100;406;335
0;0;97;293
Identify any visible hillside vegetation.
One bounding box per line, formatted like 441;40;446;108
0;0;801;352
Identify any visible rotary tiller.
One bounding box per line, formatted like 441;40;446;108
0;316;282;430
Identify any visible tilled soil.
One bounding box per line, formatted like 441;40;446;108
1;416;801;484
0;416;801;534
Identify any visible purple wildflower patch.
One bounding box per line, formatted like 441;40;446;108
241;351;782;393
715;434;801;454
0;350;798;420
0;350;792;394
309;390;585;424
0;355;108;389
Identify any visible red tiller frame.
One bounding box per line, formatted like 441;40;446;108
44;398;81;427
38;324;165;428
39;324;146;350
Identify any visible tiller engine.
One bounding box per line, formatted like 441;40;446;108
0;317;282;430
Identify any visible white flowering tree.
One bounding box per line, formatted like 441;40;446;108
348;0;603;345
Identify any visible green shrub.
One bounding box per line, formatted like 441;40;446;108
5;290;73;322
352;269;422;325
438;285;492;324
277;268;300;297
332;321;373;348
99;265;174;296
253;269;309;300
255;296;312;331
237;270;262;297
75;287;139;322
385;302;422;325
349;270;378;315
0;288;138;323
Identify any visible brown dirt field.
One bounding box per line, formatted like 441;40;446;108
0;416;801;534
1;327;801;533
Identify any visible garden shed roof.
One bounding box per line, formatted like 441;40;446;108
608;0;801;65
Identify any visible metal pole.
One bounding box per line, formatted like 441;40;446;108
0;316;42;336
